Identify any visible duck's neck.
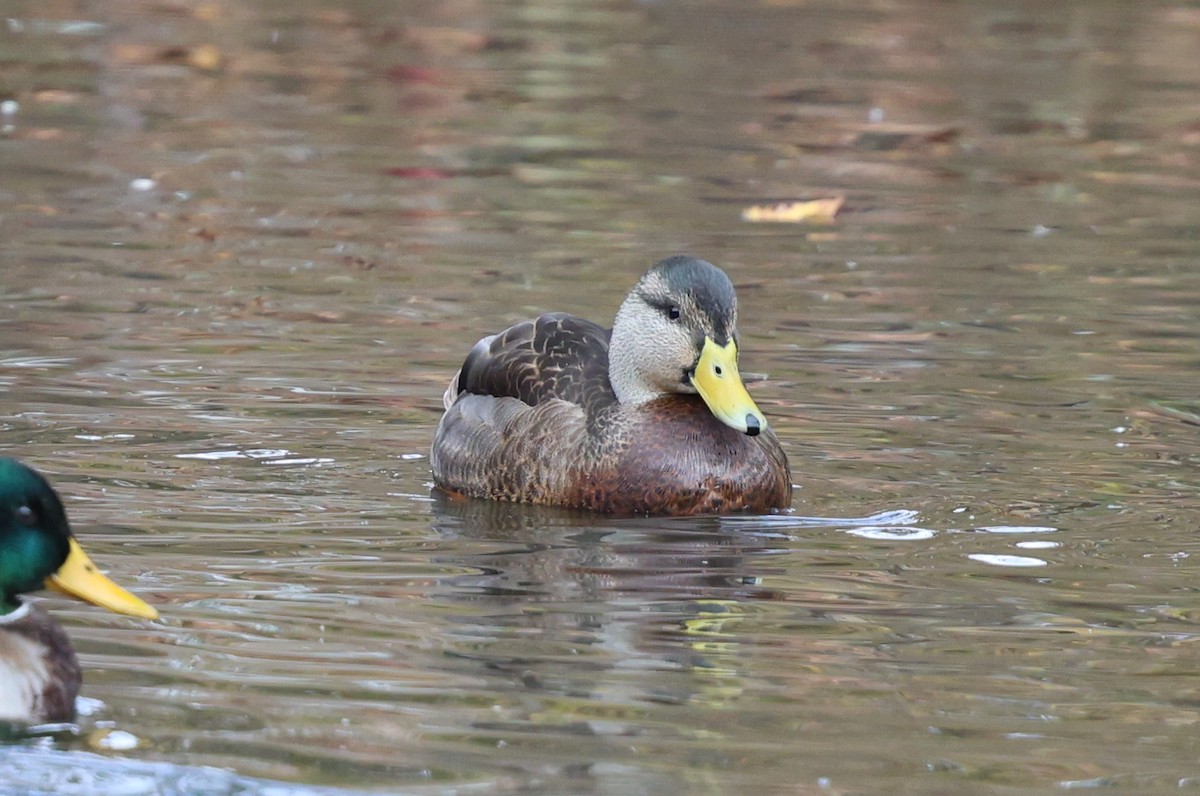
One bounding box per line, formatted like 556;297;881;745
609;299;668;407
608;359;659;407
0;595;27;619
0;526;66;617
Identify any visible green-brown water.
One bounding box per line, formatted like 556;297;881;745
3;1;1200;793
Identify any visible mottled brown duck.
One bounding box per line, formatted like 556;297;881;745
430;256;792;515
0;458;158;725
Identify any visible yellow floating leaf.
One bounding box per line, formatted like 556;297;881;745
742;196;844;223
187;44;223;71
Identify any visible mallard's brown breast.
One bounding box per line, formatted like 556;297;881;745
0;602;81;724
564;394;791;515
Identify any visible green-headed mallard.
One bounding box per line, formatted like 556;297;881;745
0;458;158;725
431;256;792;515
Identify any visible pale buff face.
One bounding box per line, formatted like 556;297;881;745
608;259;738;406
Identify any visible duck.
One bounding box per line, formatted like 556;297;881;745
0;458;159;725
431;255;792;515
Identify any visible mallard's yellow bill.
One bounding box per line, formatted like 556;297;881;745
46;538;159;620
690;337;767;436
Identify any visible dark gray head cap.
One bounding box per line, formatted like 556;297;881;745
646;255;738;344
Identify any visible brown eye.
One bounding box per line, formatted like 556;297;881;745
15;505;36;526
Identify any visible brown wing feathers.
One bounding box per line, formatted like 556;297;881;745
454;313;616;413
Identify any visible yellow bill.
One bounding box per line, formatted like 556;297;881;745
690;337;767;436
46;538;159;620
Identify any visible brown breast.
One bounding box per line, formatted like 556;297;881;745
0;602;81;723
566;394;792;516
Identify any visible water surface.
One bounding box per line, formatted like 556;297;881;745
2;1;1200;793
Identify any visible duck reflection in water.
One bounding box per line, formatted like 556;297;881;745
427;491;789;709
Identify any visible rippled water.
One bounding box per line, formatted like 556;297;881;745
3;0;1200;793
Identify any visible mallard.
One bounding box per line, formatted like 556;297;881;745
0;458;158;725
431;255;792;515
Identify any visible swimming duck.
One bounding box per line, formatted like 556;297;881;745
0;458;158;725
431;256;792;515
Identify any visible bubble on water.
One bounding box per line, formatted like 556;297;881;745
976;525;1057;534
968;553;1047;568
845;526;936;541
1016;540;1059;550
